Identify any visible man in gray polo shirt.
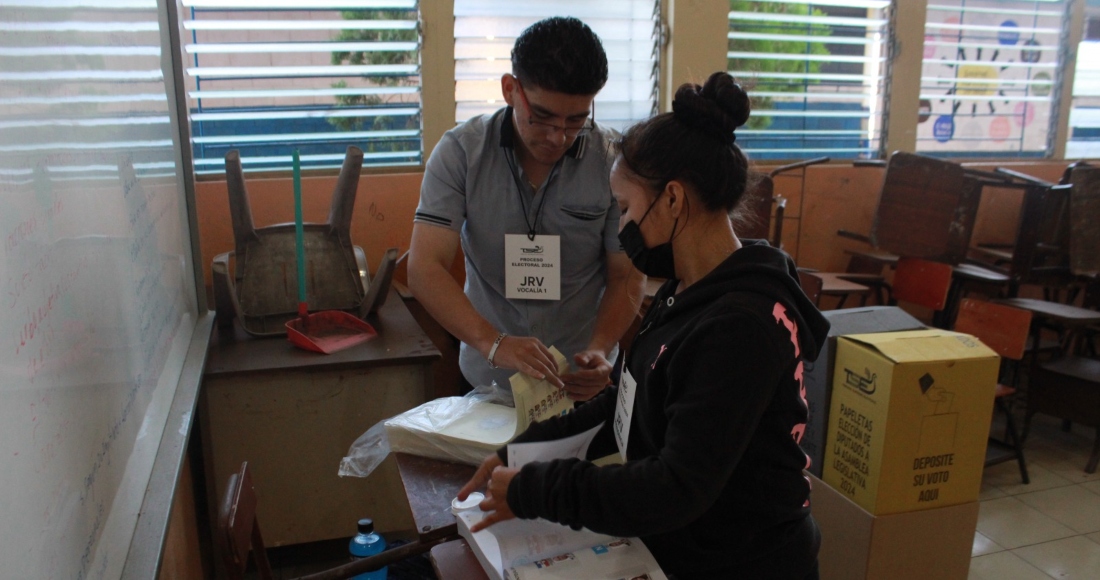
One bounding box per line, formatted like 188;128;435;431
408;17;643;401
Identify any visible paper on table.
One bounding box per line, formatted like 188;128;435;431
507;422;604;468
456;509;614;579
456;509;668;580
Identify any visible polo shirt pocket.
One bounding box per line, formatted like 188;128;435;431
561;205;607;221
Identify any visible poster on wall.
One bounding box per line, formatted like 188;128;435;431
917;0;1065;156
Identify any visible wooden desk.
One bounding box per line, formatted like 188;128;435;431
394;453;477;542
430;539;489;580
200;288;440;546
994;297;1100;357
814;272;871;307
971;244;1014;264
995;298;1100;327
843;247;899;267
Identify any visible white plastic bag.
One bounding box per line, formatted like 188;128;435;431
338;382;514;478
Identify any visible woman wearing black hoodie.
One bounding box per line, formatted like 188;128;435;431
458;71;831;579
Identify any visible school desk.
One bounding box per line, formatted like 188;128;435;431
199;288;440;546
394;452;476;542
430;538;489;580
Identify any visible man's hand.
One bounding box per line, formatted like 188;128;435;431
560;350;613;401
489;335;564;388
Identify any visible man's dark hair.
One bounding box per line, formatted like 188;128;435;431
511;17;608;95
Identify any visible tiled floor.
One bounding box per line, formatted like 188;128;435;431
970;413;1100;579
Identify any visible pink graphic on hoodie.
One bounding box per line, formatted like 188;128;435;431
773;302;813;506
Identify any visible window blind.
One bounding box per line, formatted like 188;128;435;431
1066;12;1100;158
917;0;1067;157
453;0;660;133
0;0;176;182
727;0;891;161
181;0;421;173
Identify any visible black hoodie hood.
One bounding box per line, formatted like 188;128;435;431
646;240;829;363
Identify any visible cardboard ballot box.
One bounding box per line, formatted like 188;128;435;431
802;307;924;477
822;329;998;515
810;474;978;580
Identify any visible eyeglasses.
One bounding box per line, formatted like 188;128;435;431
515;81;595;138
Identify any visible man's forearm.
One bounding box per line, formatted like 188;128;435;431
409;260;499;357
586;261;645;356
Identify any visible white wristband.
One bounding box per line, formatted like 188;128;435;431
487;333;508;369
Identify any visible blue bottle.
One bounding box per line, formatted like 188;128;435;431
349;518;387;580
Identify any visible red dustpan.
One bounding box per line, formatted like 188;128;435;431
284;150;377;354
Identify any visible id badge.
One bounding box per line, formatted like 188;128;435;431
613;365;637;461
505;234;560;300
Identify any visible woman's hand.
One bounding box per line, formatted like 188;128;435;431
470;465;519;532
457;453;503;501
457;453;520;532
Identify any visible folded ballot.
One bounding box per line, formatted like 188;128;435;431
456;509;667;580
384;347;573;465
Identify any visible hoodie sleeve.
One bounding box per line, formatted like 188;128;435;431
506;311;789;537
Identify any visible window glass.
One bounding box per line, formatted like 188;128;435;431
727;0;891;161
181;0;421;173
454;0;660;132
917;0;1066;157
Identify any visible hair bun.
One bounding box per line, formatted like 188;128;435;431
672;72;750;143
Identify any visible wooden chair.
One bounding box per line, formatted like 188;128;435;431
797;269;871;309
738;173;784;248
218;461;274;580
1024;297;1100;474
798;270;824;306
954;299;1032;484
211;146;395;337
962;168;1076;302
838;153;983;265
889;257;954;328
1069;163;1099;279
739;156;830;249
828;153;983;307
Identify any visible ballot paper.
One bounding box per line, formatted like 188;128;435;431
456;509;667;580
507;422;604;468
383;347;571;465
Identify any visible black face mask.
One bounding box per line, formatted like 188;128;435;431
617;191;677;279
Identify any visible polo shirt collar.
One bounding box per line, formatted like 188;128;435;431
499;106;586;160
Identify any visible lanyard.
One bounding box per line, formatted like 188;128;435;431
504;145;552;242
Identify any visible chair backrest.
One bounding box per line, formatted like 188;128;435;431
953;298;1032;361
218;462;274;580
891;257;953;312
797;270;823;306
1010;182;1073;287
871;152;982;265
1069;164;1100;277
737;173;777;245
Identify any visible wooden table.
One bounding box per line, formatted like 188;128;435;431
394;452;477;542
843;247;899;267
430;539;489;580
970;244;1014;265
995;298;1100;327
394;454;485;579
199;288;440;546
814;272;872;307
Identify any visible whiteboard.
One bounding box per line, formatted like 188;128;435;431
0;1;207;578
